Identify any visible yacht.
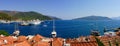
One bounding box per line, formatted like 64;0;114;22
0;20;12;24
90;30;100;36
104;31;116;36
29;19;42;25
20;21;30;26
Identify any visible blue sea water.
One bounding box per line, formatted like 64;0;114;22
0;20;120;38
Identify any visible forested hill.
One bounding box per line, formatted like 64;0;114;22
0;10;61;20
73;16;111;20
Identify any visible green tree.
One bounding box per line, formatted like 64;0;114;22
95;37;105;46
108;40;112;46
13;11;52;21
0;30;9;36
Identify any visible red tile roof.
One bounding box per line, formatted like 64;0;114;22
52;38;63;46
31;34;44;42
16;36;27;42
0;36;16;45
70;41;98;46
14;41;31;46
33;41;49;46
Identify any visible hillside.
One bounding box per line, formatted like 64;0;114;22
111;17;120;20
73;16;111;20
0;10;61;20
0;12;12;20
13;11;52;20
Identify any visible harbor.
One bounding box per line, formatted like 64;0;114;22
1;0;120;46
1;20;120;46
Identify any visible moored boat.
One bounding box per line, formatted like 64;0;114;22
20;21;30;26
29;19;42;25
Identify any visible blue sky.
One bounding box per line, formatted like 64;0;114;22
0;0;120;19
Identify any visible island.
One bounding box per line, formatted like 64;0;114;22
73;16;112;20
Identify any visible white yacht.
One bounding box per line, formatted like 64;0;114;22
0;20;12;24
104;31;116;36
20;21;30;26
29;19;42;25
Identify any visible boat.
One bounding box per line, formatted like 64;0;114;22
0;20;12;24
51;19;57;38
29;19;42;25
20;21;30;26
11;22;20;37
90;30;100;36
104;31;116;36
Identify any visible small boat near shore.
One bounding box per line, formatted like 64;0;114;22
19;19;43;26
90;30;100;36
20;22;30;26
0;20;13;24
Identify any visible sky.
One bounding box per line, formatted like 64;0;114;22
0;0;120;20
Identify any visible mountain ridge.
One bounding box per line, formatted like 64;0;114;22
73;16;112;20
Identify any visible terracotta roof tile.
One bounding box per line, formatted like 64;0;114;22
16;36;27;42
31;34;44;42
33;41;49;46
1;36;16;45
70;41;98;46
52;38;63;46
14;41;31;46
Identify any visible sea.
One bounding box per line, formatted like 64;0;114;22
0;20;120;38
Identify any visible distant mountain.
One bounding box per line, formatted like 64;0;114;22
0;10;61;20
111;17;120;20
73;16;112;20
0;10;19;16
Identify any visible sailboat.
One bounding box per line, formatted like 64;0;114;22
12;23;20;37
103;27;116;36
51;19;57;38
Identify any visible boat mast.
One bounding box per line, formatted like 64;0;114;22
12;22;20;37
51;19;57;38
15;22;19;31
53;19;55;31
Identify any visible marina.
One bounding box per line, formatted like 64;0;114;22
0;20;120;38
1;0;120;46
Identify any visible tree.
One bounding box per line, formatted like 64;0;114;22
0;30;9;36
108;40;112;46
95;37;105;46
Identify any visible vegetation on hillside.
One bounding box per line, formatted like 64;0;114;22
13;11;52;20
95;37;105;46
0;13;12;20
0;10;61;21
